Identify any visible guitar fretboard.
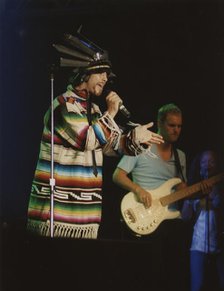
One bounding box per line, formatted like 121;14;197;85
160;172;224;206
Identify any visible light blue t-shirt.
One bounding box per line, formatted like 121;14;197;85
117;144;186;190
117;144;186;210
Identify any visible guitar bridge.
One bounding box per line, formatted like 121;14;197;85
124;208;136;223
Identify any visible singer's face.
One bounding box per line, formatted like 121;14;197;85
86;72;108;96
159;113;182;143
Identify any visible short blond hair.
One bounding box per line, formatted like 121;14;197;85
157;103;182;123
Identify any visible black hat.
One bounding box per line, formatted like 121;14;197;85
53;26;114;85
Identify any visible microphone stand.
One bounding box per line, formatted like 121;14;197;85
49;68;56;238
206;196;210;254
204;173;210;256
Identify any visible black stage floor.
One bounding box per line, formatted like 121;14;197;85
0;221;220;291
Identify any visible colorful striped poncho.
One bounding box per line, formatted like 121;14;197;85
27;89;140;239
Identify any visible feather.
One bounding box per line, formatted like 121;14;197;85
64;34;96;58
53;44;93;62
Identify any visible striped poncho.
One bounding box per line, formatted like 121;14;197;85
27;89;141;239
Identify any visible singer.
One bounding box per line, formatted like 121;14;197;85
26;28;163;239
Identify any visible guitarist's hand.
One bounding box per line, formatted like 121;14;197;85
135;187;152;208
200;180;213;195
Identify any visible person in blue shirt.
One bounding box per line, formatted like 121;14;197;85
182;150;224;291
113;103;188;291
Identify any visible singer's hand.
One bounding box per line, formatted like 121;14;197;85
105;91;122;118
134;122;164;146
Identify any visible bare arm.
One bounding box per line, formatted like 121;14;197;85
113;168;152;208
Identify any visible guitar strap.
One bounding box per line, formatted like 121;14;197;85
173;147;202;225
173;146;185;182
173;146;187;211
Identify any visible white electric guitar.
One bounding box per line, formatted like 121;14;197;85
121;173;224;236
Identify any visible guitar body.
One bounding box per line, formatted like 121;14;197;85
121;177;182;236
121;172;224;236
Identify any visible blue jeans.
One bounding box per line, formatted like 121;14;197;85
190;250;224;291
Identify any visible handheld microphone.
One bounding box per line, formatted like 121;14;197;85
119;102;131;119
102;81;131;119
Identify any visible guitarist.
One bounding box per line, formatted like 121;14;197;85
181;150;224;291
113;103;188;291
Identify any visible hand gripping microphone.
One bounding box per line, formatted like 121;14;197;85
102;80;131;119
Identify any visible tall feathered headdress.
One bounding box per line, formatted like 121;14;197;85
53;26;114;85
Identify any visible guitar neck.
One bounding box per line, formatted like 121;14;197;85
160;172;224;206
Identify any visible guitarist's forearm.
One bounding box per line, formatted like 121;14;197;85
113;168;142;194
113;169;152;207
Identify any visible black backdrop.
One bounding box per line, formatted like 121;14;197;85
1;0;224;240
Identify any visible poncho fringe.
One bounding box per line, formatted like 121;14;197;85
27;219;99;239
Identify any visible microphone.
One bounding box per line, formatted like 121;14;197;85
102;82;131;119
119;102;131;119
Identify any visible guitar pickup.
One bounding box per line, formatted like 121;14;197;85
124;209;136;223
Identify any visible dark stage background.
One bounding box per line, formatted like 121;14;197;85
1;0;224;237
1;0;224;290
